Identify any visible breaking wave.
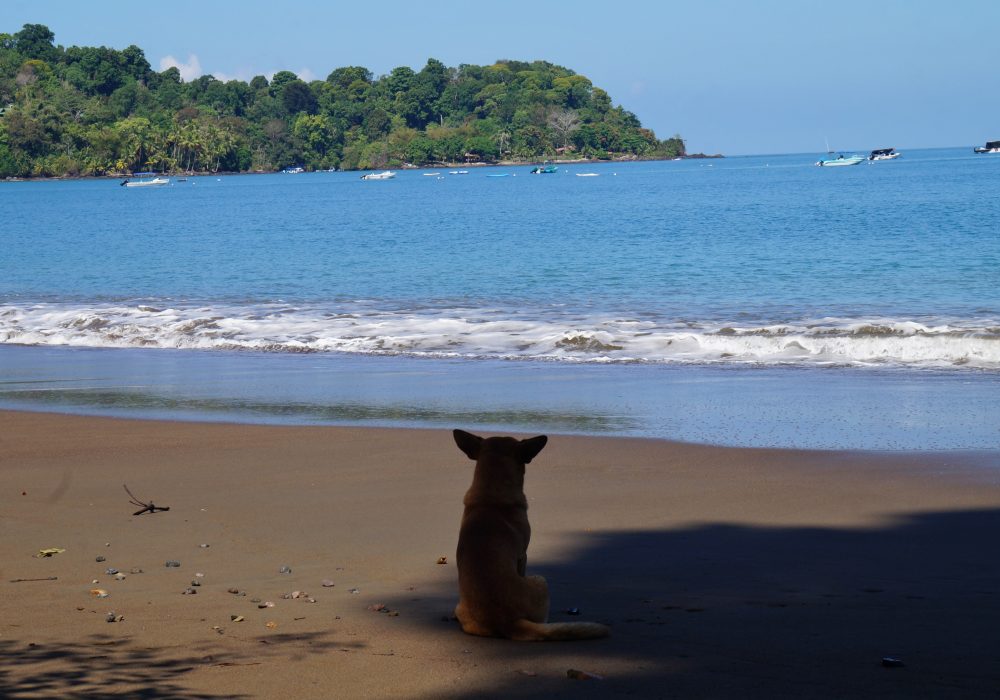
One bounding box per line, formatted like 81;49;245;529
2;301;999;370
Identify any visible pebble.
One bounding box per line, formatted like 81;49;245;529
349;588;360;594
96;556;106;563
182;587;197;595
195;572;205;578
250;597;261;603
90;588;109;598
279;566;292;574
231;615;245;622
129;567;144;574
567;669;604;681
321;579;335;588
105;612;124;623
165;560;181;568
258;601;275;608
199;544;210;548
105;568;119;575
190;580;201;587
436;556;448;565
114;573;126;581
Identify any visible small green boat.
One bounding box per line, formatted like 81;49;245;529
530;164;558;174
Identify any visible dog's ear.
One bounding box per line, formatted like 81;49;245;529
453;429;483;460
518;435;548;464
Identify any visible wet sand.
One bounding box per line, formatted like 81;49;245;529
2;410;999;698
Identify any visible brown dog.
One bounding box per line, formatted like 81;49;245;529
453;429;610;641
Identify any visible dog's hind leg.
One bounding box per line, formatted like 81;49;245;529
522;574;550;623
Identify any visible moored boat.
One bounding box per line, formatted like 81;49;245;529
868;147;900;161
815;154;865;167
530;164;558;174
360;170;396;180
120;172;170;187
973;140;1000;154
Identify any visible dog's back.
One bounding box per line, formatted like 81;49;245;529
453;429;609;641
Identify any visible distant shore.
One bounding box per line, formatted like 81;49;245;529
2;409;999;697
0;153;724;183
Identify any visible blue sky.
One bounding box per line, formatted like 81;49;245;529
4;0;998;155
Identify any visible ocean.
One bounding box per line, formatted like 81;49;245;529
2;149;999;449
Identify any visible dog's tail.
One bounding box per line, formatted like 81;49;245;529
510;619;610;641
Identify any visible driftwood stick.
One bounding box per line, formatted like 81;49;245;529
123;483;170;515
10;577;58;583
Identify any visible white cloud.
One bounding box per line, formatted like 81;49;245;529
159;54;202;82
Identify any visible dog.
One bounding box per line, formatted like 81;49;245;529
453;429;610;641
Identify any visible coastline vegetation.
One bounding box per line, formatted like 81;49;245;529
0;24;686;177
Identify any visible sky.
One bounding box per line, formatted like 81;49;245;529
4;0;999;155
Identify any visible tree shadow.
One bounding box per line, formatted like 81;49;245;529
384;507;1000;699
0;630;359;699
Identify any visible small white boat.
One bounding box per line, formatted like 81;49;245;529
816;154;865;167
868;148;900;161
282;166;305;174
121;173;170;187
576;173;599;177
360;170;396;180
422;172;440;176
448;170;469;175
974;140;1000;154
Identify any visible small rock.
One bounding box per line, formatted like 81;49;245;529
194;572;204;578
227;587;241;595
190;580;201;587
129;567;143;574
279;565;292;574
199;543;210;548
321;579;334;587
105;612;117;623
212;625;224;634
104;568;119;575
183;587;197;595
96;556;106;563
90;588;109;598
258;601;274;608
231;615;245;622
265;621;277;630
165;560;180;568
349;588;360;594
567;669;604;681
250;597;261;603
114;573;126;581
436;556;448;565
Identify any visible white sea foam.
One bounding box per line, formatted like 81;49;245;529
2;302;999;370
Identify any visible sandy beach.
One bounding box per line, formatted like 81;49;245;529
2;409;999;698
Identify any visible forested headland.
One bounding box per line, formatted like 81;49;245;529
0;24;687;178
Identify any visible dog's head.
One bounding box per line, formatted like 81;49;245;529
454;429;548;497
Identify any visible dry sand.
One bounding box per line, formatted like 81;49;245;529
1;409;999;698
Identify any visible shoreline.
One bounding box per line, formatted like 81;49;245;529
2;344;998;451
2;410;999;698
0;153;723;184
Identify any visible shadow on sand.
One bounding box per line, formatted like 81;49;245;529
386;507;1000;699
0;631;355;699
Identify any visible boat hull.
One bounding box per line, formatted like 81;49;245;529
124;177;170;187
816;156;864;167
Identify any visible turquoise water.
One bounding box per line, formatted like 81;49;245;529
2;149;999;448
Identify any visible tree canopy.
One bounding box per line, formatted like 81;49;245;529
0;24;685;177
